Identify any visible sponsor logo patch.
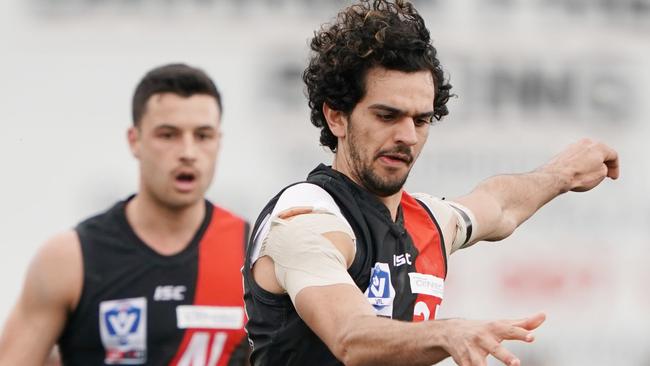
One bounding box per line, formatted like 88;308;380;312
364;262;395;317
408;272;444;299
99;297;147;365
176;306;245;330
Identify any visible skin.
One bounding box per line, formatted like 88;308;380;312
126;93;222;254
328;67;434;219
0;92;222;365
252;66;619;365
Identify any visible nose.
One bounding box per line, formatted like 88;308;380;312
394;117;418;146
179;133;197;163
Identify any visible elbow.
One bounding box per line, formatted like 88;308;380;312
485;211;519;242
333;330;365;366
498;215;519;240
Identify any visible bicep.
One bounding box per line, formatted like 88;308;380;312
453;189;509;242
0;231;82;365
259;212;356;299
253;212;367;357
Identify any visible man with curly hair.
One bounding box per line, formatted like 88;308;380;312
243;1;619;365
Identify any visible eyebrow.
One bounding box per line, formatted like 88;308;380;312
154;124;180;131
368;104;435;119
154;124;216;131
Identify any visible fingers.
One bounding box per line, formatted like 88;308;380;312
483;315;542;366
444;315;545;366
603;149;620;180
467;350;488;366
479;339;520;366
453;351;488;366
511;312;546;332
494;323;534;342
591;140;620;180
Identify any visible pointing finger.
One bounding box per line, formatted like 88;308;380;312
511;312;546;331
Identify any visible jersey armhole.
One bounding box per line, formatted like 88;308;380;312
249;183;353;265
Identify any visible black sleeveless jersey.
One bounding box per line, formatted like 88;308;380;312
58;197;249;366
243;165;447;365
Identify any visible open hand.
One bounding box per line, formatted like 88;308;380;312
441;312;546;366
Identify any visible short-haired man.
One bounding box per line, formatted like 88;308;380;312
0;64;249;365
242;1;619;365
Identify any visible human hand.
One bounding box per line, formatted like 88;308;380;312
440;312;546;366
542;138;619;193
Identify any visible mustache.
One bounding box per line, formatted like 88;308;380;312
375;145;414;164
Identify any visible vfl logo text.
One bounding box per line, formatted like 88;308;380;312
364;263;395;318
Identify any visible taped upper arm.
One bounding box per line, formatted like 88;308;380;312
259;212;356;302
411;193;477;255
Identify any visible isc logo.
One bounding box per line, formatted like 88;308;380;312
154;286;186;301
393;253;412;267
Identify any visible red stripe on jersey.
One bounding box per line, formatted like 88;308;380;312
170;206;247;366
401;192;446;321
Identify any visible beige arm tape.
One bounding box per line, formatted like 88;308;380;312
445;200;477;253
258;212;357;302
411;193;477;254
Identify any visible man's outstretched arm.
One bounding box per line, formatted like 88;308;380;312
453;138;619;245
296;283;544;366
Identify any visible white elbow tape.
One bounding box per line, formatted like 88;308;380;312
446;201;477;251
259;213;356;302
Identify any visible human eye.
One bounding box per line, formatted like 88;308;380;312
414;116;433;127
157;129;177;140
195;129;215;141
377;113;396;122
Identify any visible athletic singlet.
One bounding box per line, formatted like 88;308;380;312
58;197;249;366
243;164;446;365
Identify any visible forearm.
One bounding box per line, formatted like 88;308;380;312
453;139;618;244
336;315;450;366
296;285;451;365
458;169;568;242
0;306;60;366
297;285;543;366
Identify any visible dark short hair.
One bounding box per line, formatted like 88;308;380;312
132;63;222;126
303;0;452;152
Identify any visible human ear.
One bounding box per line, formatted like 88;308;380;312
322;103;348;138
127;127;141;159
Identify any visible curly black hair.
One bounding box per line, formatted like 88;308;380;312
302;0;452;152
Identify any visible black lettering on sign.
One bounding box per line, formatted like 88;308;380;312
453;59;638;126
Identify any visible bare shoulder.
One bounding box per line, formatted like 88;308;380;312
38;230;81;260
27;230;83;310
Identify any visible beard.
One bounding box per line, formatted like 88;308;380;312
358;162;408;197
347;124;413;197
